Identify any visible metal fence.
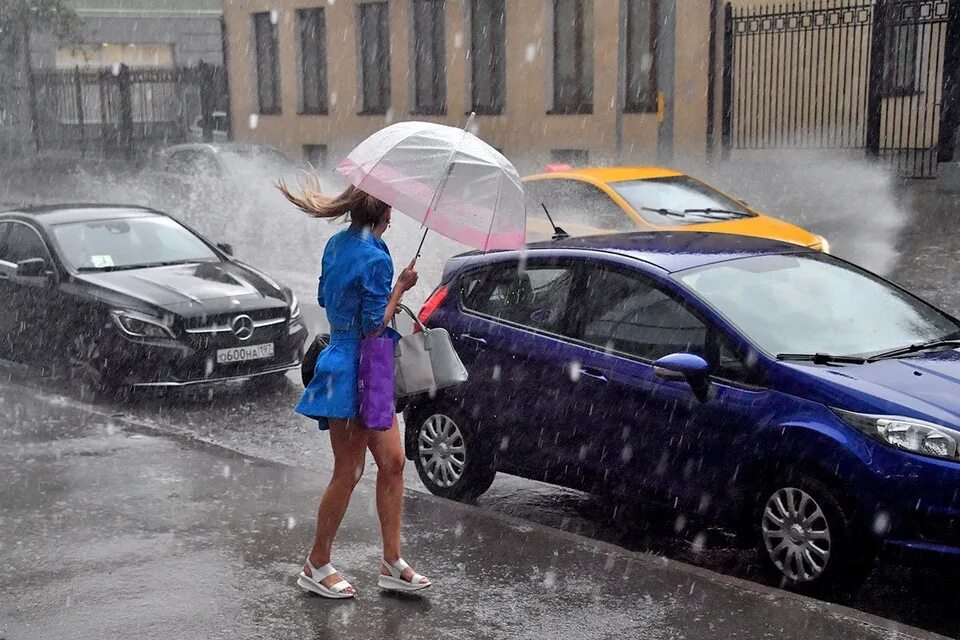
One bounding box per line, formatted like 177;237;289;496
30;63;228;158
722;0;954;178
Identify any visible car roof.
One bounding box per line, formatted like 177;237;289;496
523;231;811;273
0;204;163;226
524;166;685;183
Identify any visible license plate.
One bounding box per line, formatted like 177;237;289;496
216;343;274;364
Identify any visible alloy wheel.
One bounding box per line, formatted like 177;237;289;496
761;487;832;583
417;414;467;488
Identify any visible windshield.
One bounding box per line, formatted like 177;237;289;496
52;216;219;271
611;176;755;226
676;253;960;357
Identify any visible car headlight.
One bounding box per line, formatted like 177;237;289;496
289;293;301;320
834;408;960;460
110;310;176;339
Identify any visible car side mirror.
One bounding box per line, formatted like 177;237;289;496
216;242;234;256
16;257;47;278
653;352;713;401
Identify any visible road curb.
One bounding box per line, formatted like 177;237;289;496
2;380;948;640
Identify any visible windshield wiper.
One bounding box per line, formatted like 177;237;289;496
640;206;688;218
866;339;960;362
682;208;752;219
77;260;202;273
777;352;867;364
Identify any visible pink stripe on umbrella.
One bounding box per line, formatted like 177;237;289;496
337;156;525;251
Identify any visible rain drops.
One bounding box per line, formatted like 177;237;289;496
568;360;582;382
872;510;891;535
248;113;259;130
674;514;687;533
524;43;537;63
691;532;708;554
287;516;297;530
222;464;231;479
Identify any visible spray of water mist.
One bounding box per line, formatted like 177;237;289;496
686;151;911;276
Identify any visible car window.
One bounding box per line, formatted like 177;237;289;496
2;223;50;264
461;261;576;335
707;330;761;385
524;179;637;232
575;266;708;361
167;150;220;175
0;222;11;262
609;176;755;227
677;253;960;357
52;216;218;271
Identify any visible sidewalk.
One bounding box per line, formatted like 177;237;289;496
0;384;942;640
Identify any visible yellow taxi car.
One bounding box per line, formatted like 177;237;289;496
523;166;829;251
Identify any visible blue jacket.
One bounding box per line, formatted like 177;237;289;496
319;228;393;335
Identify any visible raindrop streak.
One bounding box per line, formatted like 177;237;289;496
524;43;537;63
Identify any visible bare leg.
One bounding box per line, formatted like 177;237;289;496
304;418;368;593
367;417;428;584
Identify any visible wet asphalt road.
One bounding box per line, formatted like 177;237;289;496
0;384;939;640
4;169;960;636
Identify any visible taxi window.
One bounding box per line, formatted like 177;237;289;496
524;179;636;232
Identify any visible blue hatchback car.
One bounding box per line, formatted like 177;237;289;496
404;231;960;590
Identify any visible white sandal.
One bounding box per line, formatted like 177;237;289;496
297;559;356;599
378;558;431;592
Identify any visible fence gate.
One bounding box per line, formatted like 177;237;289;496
722;0;954;178
30;63;229;159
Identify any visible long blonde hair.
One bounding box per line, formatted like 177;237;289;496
277;176;390;227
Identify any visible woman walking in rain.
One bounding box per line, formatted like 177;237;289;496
279;178;431;598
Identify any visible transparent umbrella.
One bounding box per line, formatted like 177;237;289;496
336;117;526;258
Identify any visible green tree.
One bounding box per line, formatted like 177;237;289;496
0;0;82;43
0;0;82;152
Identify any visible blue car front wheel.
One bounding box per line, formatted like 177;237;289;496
755;474;874;593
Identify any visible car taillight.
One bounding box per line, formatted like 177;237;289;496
415;285;449;333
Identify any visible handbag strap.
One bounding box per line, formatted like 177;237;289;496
392;303;429;333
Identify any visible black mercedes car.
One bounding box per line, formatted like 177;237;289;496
0;204;308;395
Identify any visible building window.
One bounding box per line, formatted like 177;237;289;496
470;0;506;115
253;12;281;115
624;0;658;113
412;0;446;115
56;43;174;69
297;8;328;115
551;149;589;166
884;21;919;96
551;0;593;114
357;2;391;115
304;144;328;169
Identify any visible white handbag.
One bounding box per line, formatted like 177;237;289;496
393;304;469;397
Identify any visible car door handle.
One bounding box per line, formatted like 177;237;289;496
579;366;608;382
460;333;487;345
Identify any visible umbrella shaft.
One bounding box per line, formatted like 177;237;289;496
413;228;429;265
